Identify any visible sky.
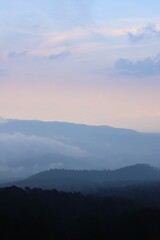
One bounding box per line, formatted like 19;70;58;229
0;0;160;132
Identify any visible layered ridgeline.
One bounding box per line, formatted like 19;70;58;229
3;164;160;192
0;119;160;181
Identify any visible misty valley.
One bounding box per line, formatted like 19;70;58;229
0;119;160;181
0;120;160;239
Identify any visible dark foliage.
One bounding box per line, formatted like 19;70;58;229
1;185;160;239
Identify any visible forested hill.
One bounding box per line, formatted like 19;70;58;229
4;164;160;191
1;185;160;239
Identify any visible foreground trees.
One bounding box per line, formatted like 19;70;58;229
0;185;160;239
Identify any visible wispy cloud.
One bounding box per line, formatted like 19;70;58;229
128;23;160;43
114;53;160;77
8;51;28;59
48;51;71;61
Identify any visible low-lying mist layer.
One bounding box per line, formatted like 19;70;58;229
0;119;160;180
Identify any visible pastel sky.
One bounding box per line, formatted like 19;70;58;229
0;0;160;131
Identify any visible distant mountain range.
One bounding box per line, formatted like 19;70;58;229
0;119;160;180
0;118;137;136
3;164;160;192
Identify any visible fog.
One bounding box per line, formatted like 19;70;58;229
0;119;160;180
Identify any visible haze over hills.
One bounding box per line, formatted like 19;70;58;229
0;119;160;181
3;164;160;192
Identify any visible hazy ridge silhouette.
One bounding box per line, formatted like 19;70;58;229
0;119;160;181
2;164;160;192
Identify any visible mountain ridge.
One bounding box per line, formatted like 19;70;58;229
0;119;138;136
0;119;160;179
3;164;160;192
